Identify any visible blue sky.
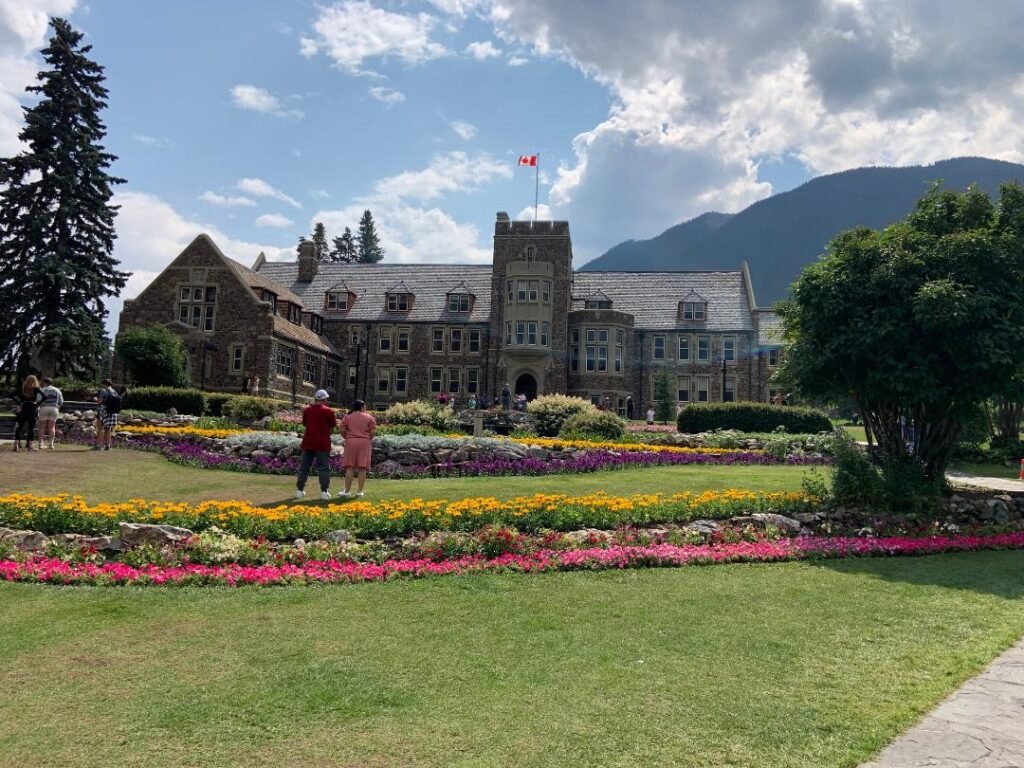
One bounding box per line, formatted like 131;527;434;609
2;1;1023;334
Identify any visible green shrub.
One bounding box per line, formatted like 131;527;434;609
54;377;99;399
526;394;595;437
222;396;285;421
678;402;832;434
559;410;626;441
204;393;235;417
115;325;187;387
383;399;457;431
829;431;882;507
124;386;207;416
377;424;445;437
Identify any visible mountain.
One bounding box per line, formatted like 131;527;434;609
580;157;1024;306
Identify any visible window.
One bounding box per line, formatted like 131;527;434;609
597;346;608;371
525;245;536;260
653;335;666;359
450;328;463;352
724;375;736;402
376;367;390;393
507;280;514;302
432;328;444;353
516;321;526;345
466;369;479;394
586;329;596;344
395;367;408;394
677;379;690;403
542;281;550;304
397;327;410;353
448;293;471;313
448;367;461;393
262;290;277;313
191;305;202;327
528;280;539;302
378;327;392;352
678;336;690;362
347;366;357;387
276;346;293;378
192;287;204;302
614;344;622;373
303;354;318;384
541;321;550;347
326;363;338;390
723;336;736;362
517;280;528;302
504;322;512;345
598;329;608;343
527;321;537;345
586;299;612;309
697;336;710;361
683;301;706;320
178;284;217;332
230;345;244;373
386;293;411;312
696;376;709;402
469;329;481;353
586;345;596;371
350;326;360;346
205;287;217;303
287;304;302;325
571;344;580;372
178;304;188;323
430;368;443;393
180;287;190;301
203;305;216;332
310;315;323;334
326;292;348;310
768;347;779;367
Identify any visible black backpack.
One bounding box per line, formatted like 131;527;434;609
105;390;122;414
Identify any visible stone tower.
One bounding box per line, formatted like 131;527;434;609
489;212;573;398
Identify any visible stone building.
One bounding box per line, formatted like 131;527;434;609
115;213;783;413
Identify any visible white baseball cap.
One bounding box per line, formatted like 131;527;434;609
314;389;329;400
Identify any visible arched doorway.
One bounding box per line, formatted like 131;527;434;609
515;372;537;401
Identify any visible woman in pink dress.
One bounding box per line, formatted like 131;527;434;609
338;399;377;497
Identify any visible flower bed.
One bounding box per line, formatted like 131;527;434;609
0;490;818;540
4;531;1024;586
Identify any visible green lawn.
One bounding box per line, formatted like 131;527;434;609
2;552;1023;767
0;445;816;504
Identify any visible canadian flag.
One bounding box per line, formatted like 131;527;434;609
517;154;537;166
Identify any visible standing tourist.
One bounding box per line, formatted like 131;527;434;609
646;405;655;426
36;378;63;449
93;379;121;451
626;396;634;420
295;389;337;501
467;394;477;410
12;375;41;452
339;399;377;498
501;383;511;411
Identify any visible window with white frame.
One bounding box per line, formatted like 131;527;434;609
516;321;526;345
394;367;408;393
230;345;244;373
682;301;706;320
517;280;528;302
276;346;293;378
507;280;514;302
376;367;390;393
466;368;479;394
378;327;392;352
448;367;461;393
528;280;539;302
303;354;318;384
677;378;690;403
724;375;736;402
177;285;217;332
347;366;357;387
541;321;550;347
287;304;302;325
697;335;710;361
653;335;666;359
723;336;736;362
450;328;463;352
397;327;410;353
447;293;471;313
615;330;623;373
430;368;443;393
386;293;412;312
432;328;444;353
768;347;779;367
527;321;537;345
571;329;579;372
678;336;690;362
696;376;709;402
325;291;348;310
469;329;481;353
350;326;360;346
504;322;512;345
542;281;550;304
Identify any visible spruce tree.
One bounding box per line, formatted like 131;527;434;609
356;209;385;263
0;18;126;376
311;221;329;263
329;227;356;263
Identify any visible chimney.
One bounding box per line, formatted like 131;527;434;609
297;240;317;282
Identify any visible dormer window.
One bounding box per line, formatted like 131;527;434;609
682;301;706;320
262;289;277;312
386;292;412;312
325;291;348;310
447;293;472;313
585;290;613;310
288;303;302;325
308;314;323;334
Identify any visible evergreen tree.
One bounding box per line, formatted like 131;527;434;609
654;366;675;424
356;209;385;263
311;221;329;263
0;18;127;376
296;235;308;256
329;227;356;263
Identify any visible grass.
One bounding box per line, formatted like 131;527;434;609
1;552;1023;767
0;445;817;504
948;461;1022;481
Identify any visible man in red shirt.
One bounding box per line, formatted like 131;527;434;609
295;389;338;500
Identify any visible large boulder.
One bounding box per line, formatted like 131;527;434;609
119;522;193;548
0;527;50;551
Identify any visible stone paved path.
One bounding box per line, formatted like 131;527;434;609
860;639;1024;767
946;472;1024;494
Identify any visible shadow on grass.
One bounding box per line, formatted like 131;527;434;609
809;549;1024;599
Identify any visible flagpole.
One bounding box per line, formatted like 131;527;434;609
534;153;540;221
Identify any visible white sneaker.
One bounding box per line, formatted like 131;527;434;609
320;491;332;500
294;489;305;499
337;491;351;498
355;491;365;498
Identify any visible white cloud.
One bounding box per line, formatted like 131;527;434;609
516;203;552;220
465;40;501;60
368;86;406;104
426;0;483;16
235;178;302;208
507;55;528;66
312;189;332;199
450;119;477;140
107;190;292;335
132;134;171;148
302;1;448;74
198;190;257;208
230;84;304;118
254;212;294;228
370;151;512;203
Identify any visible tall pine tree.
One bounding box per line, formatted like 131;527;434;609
356;209;385;263
329;226;356;263
311;221;329;263
0;18;127;376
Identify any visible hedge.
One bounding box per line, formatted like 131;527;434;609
123;387;207;416
677;402;832;434
204;393;235;417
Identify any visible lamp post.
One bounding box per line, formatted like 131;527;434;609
721;357;727;402
199;341;217;391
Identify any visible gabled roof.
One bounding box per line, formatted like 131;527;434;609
681;288;707;303
447;280;475;295
572;271;753;331
226;258;305;308
272;315;338;355
386;280;414;294
255;262;493;323
324;280;353;293
584;289;612;303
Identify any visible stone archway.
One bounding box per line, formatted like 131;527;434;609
515;372;538;401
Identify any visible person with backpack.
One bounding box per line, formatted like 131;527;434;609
36;378;63;450
94;379;121;451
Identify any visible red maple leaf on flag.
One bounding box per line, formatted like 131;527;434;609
517;155;537;166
